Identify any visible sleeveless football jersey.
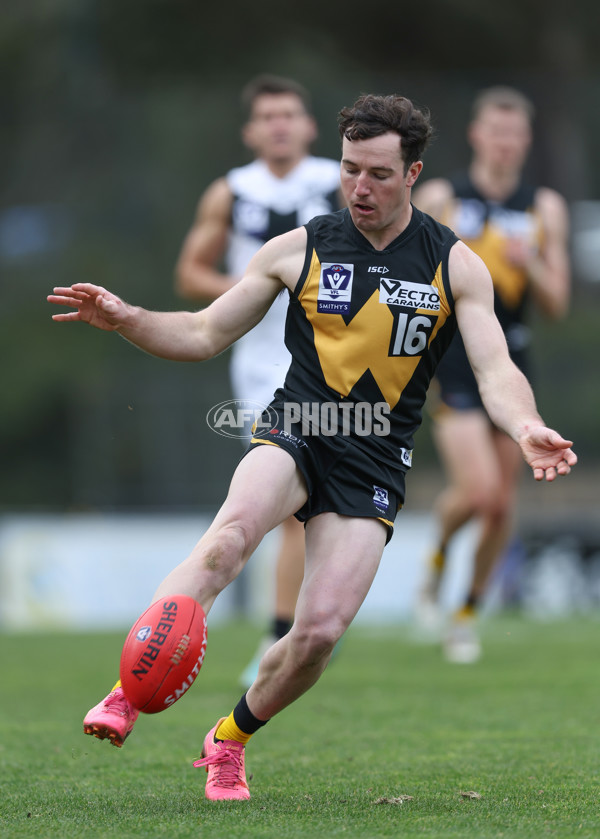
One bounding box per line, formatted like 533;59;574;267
434;173;543;406
225;157;341;408
444;172;543;351
281;207;458;466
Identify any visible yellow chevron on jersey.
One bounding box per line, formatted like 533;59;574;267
298;254;452;409
442;175;543;311
283;207;458;462
455;212;542;308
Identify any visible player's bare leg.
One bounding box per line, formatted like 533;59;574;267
151;445;308;613
416;409;499;637
468;430;523;600
194;511;387;801
419;410;504;658
432;410;501;571
427;415;523;662
275;515;306;619
245;513;387;719
84;445;307;745
240;514;305;687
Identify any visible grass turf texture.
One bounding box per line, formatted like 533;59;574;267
1;616;599;838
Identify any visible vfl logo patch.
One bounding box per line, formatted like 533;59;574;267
318;263;354;314
379;278;440;311
136;626;152;642
400;448;413;468
373;486;390;512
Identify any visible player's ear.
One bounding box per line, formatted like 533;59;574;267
242;121;258;154
467;119;480;150
407;161;423;188
305;115;318;145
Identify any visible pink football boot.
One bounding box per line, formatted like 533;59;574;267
193;718;250;800
83;687;139;747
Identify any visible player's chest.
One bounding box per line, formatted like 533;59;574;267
309;249;442;320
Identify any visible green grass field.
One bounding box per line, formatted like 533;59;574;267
1;616;599;838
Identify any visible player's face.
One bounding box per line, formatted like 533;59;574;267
341;133;422;237
469;106;532;172
243;93;317;165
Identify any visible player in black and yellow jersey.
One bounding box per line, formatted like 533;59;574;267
48;93;576;801
248;194;459;537
413;87;570;663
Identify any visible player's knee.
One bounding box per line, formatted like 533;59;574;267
200;520;256;576
467;483;499;518
485;491;513;525
290;616;344;667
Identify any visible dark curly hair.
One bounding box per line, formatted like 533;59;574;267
338;94;433;173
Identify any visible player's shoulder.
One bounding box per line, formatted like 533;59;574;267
413;204;458;246
300;155;341;185
225;159;265;192
413;177;455;218
448;239;491;298
195;176;233;220
254;226;308;290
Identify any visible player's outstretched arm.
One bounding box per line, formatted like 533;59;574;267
48;283;217;361
450;242;577;482
48;228;307;362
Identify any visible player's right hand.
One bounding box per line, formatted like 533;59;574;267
48;283;131;331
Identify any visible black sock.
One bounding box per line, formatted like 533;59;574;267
271;617;292;640
465;591;479;611
233;692;269;735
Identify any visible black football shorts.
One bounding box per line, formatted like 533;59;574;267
245;401;406;544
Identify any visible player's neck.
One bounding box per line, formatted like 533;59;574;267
358;203;414;252
261;154;307;179
469;160;521;202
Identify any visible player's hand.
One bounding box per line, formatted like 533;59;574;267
505;236;536;269
518;426;577;482
47;283;132;331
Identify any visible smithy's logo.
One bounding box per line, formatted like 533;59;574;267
318;263;354;314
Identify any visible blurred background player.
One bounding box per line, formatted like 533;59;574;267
175;74;342;686
413;86;571;663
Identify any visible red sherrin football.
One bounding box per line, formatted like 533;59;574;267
120;595;207;714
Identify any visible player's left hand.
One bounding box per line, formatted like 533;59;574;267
518;426;577;482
